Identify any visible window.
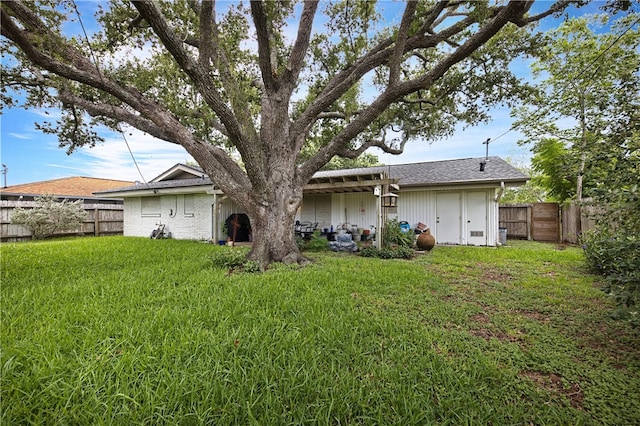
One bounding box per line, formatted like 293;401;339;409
184;195;195;216
141;197;161;216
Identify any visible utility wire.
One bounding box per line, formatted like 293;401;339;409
71;0;148;186
485;14;639;148
573;14;640;81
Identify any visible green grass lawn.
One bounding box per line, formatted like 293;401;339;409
2;237;639;425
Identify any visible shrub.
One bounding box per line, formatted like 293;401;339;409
581;229;640;326
301;234;329;252
383;218;414;248
360;246;414;260
210;247;262;272
10;194;87;239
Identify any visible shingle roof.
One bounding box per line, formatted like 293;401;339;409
98;176;213;193
1;176;135;197
97;156;527;195
313;156;528;186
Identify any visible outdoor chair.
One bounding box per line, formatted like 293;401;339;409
294;221;317;240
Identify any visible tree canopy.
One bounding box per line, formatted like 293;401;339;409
512;13;640;202
2;0;579;266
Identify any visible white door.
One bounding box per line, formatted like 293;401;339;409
436;192;461;244
300;194;332;229
314;194;332;229
467;191;488;246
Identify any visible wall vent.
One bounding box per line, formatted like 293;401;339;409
470;231;484;237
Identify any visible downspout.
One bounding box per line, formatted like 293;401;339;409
494;181;505;202
211;192;218;242
495;182;505;246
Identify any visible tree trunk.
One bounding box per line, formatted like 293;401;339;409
244;186;305;268
577;92;587;202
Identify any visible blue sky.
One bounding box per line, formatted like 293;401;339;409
0;1;611;186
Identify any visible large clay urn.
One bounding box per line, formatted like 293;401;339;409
417;228;436;251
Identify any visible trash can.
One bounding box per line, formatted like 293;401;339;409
499;227;507;245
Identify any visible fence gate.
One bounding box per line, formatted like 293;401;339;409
531;203;560;242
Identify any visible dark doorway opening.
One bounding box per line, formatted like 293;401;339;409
225;213;251;242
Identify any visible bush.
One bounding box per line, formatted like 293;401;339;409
581;229;640;326
383;218;414;248
10;194;87;239
360;246;414;260
210;247;262;272
301;234;329;252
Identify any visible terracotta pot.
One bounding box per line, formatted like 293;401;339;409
416;228;436;251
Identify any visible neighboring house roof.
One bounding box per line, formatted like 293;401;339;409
96;156;528;196
1;176;134;198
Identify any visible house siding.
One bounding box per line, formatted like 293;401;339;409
121;187;500;246
397;187;497;246
124;194;214;240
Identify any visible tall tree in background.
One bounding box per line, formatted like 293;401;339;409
512;13;640;202
2;0;575;267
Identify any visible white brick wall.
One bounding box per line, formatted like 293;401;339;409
124;194;215;240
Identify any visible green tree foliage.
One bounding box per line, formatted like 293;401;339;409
581;90;640;324
499;158;550;204
529;138;576;202
512;13;640;202
1;0;579;267
514;12;640;323
11;194;87;239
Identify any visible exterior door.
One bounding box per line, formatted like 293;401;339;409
314;194;332;229
300;194;332;230
436;192;461;244
467;191;487;246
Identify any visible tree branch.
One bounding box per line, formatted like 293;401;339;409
57;89;173;143
132;1;248;142
198;0;215;68
292;9;478;144
250;1;277;92
282;1;319;90
418;1;450;33
298;1;540;180
512;0;574;26
389;1;418;86
336;130;409;159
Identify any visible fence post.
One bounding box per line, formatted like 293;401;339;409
94;208;99;236
527;205;532;240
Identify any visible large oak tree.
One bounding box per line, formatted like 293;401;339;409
2;0;575;267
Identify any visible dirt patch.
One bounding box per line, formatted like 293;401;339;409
469;327;523;343
470;312;491;324
467;263;515;286
481;268;514;283
516;309;552;323
520;370;584;410
469;312;525;343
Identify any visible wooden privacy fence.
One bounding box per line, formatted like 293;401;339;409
499;202;597;244
1;200;124;242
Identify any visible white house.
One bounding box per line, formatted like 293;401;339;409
96;156;528;246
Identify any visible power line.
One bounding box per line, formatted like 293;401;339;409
573;14;640;82
71;0;148;186
485;14;639;148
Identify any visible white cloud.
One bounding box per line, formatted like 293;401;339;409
378;105;532;166
9;132;32;140
77;127;194;182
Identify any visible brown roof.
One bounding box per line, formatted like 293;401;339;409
1;176;134;197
